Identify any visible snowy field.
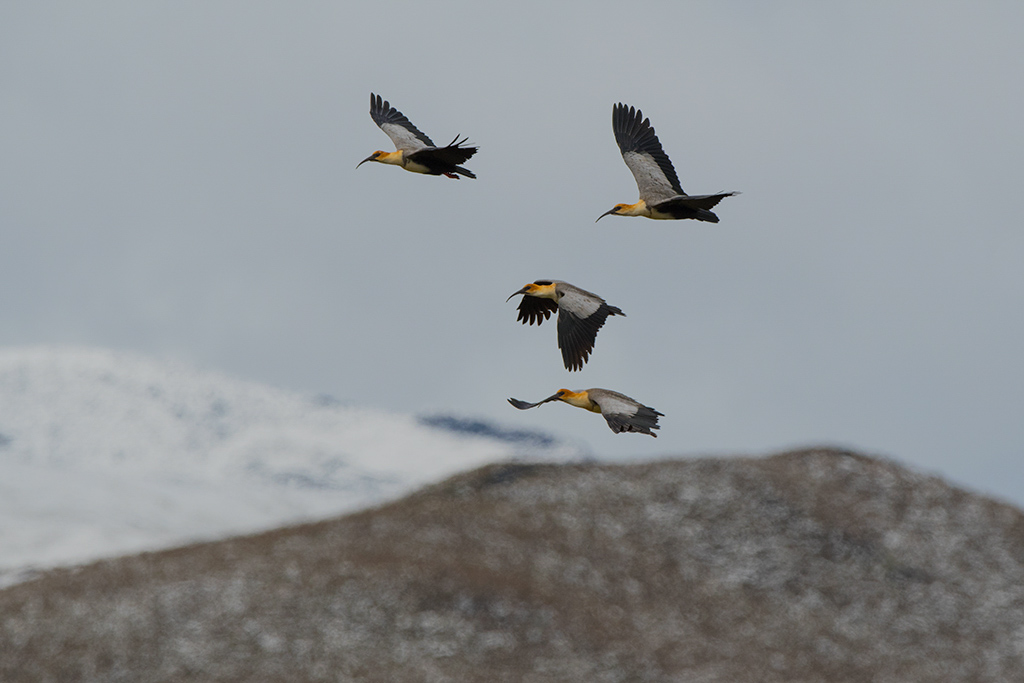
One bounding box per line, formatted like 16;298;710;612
0;346;580;585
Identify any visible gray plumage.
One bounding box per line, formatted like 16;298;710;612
602;102;738;222
360;93;477;179
508;280;624;371
508;387;663;437
369;93;435;152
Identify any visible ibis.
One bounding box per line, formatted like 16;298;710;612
358;93;477;179
598;102;737;222
507;280;624;371
509;388;663;437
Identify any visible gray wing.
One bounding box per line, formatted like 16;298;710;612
508;395;560;410
613;103;684;204
590;389;663;436
370;93;434;153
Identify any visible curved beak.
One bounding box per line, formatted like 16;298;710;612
595;207;617;222
508;393;562;410
506;286;529;302
356;155;376;169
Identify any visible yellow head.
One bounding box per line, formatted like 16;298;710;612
554;389;594;410
507;280;558;302
596;200;647;221
357;150;403;168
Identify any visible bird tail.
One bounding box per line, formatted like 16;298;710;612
453;166;476;179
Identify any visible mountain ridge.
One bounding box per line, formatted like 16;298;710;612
3;447;1022;681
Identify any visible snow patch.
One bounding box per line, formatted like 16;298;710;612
0;346;580;583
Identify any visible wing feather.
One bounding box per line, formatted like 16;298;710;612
655;192;738;211
508;395;560;410
516;296;558;326
407;136;478;167
613;103;685;201
591;389;663;436
556;302;623;371
370;93;434;152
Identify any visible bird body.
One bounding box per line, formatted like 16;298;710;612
508;388;662;437
358;93;477;179
507;280;624;371
598;102;737;222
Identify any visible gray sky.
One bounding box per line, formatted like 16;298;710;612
3;2;1022;503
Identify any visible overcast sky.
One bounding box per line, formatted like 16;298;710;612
2;2;1022;503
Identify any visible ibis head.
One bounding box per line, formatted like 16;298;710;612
357;150;403;169
553;389;599;411
596;201;647;222
506;280;558;302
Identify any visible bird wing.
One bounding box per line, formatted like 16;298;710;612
369;93;435;152
515;295;558;326
408;136;478;167
508;395;560;410
654;192;738;211
613;103;685;203
591;389;662;436
555;286;624;372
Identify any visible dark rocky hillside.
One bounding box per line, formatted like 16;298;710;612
3;448;1024;682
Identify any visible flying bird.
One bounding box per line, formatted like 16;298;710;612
507;280;624;371
357;93;477;179
598;102;737;222
509;388;663;437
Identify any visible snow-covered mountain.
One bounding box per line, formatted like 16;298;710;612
0;346;581;584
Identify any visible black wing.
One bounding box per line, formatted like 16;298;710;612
656;192;736;211
556;303;623;372
650;192;739;222
516;296;558;326
407;136;478;167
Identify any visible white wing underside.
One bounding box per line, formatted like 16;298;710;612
591;392;638;418
381;122;431;154
557;287;602;318
623;151;678;204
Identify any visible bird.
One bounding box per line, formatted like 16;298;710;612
597;102;738;222
507;280;624;371
508;388;663;437
357;93;477;179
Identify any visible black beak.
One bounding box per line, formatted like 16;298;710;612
595;208;617;222
356;155;376;169
506;286;530;302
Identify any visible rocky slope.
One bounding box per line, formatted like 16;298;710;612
3;448;1023;682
